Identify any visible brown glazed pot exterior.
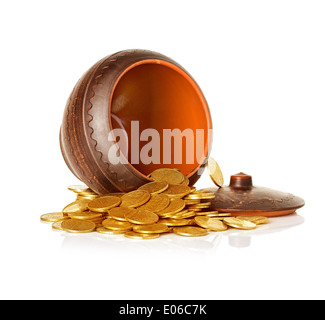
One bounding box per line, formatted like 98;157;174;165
204;173;305;217
60;50;212;194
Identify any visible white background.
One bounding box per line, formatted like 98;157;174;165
0;0;324;300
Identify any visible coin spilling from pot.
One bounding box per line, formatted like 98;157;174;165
40;158;305;239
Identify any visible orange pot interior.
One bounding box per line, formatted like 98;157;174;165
110;59;212;178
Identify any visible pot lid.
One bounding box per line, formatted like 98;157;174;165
203;172;305;217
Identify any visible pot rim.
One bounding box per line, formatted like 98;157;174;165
108;58;212;181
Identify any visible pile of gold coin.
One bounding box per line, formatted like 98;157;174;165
41;161;269;239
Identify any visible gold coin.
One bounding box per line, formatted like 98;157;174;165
95;223;104;228
161;184;192;198
150;168;185;185
124;231;160;240
186;208;210;213
186;219;198;226
194;216;228;231
138;181;169;194
133;223;169;234
207;157;224;188
204;216;225;220
170;210;196;219
236;216;269;225
184;199;201;205
120;190;151;208
187;202;211;209
195;211;229;216
96;227;126;235
62;201;89;215
185;208;203;212
103;192;125;197
102;218;133;231
61;219;96;233
52;221;64;230
108;207;136;221
157;198;186;217
40;212;69;222
87;196;121;212
76;193;99;201
137;194;170;212
90;220;105;227
173;226;209;237
189;186;196;193
159;218;191;227
67;185;89;193
223;217;257;230
125;209;159;225
180;175;190;186
184;192;215;200
67;211;103;220
78;188;98;196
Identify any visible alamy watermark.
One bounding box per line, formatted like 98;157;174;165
107;121;212;175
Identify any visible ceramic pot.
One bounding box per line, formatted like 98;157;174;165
60;49;212;194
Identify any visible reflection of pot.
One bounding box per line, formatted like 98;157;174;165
60;50;212;194
204;173;305;217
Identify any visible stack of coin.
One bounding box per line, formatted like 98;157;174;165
41;164;269;238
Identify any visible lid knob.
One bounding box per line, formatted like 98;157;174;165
229;172;253;189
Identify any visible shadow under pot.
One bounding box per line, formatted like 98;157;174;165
60;49;212;194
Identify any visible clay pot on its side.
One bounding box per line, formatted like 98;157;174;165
60;49;212;194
